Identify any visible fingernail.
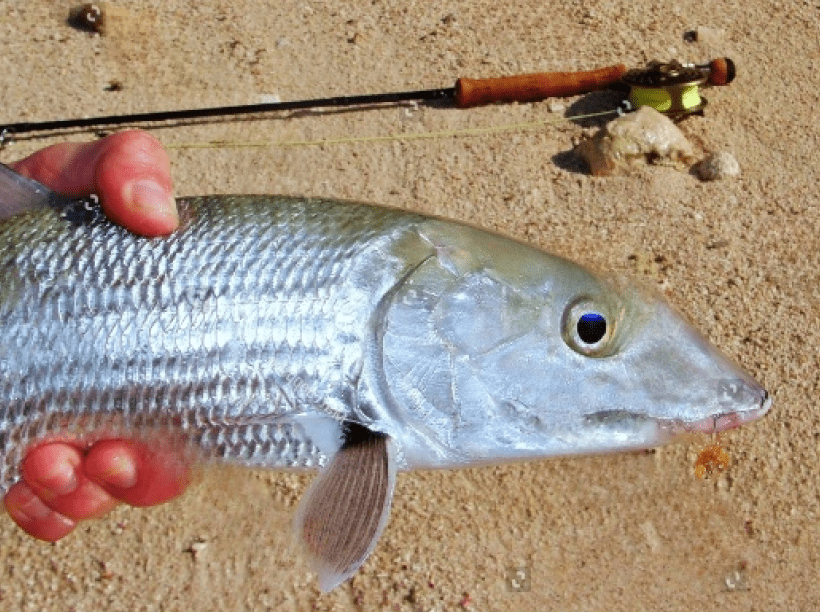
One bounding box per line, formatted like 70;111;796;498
16;493;52;521
34;462;78;497
129;179;177;218
98;454;138;489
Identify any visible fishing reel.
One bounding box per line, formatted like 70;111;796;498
619;58;736;119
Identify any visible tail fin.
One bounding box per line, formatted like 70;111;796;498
0;163;54;220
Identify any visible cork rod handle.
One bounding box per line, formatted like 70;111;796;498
454;64;627;108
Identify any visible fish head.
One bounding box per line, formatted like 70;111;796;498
381;221;771;468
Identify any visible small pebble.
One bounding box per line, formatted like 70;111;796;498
724;564;749;591
191;542;207;557
548;100;565;114
185;538;209;561
692;25;726;46
68;3;106;34
694;151;741;181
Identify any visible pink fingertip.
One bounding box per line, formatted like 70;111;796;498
4;482;77;542
21;444;81;497
85;444;139;489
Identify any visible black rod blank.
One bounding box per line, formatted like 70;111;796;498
0;88;453;137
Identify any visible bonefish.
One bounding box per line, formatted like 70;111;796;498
0;163;770;590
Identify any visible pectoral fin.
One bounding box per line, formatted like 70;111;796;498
294;422;397;592
0;163;54;219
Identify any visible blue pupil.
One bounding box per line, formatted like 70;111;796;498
577;312;607;344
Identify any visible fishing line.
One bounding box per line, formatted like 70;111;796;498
164;108;622;150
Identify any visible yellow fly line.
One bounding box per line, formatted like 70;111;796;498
164;109;620;150
627;84;702;114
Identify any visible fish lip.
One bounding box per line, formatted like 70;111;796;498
678;388;772;435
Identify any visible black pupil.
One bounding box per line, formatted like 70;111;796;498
577;313;607;344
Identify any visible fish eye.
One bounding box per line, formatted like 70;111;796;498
562;298;616;357
577;312;607;344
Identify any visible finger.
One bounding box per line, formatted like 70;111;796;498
9;141;94;194
9;130;178;236
84;440;190;507
95;131;178;235
3;481;77;542
20;442;119;521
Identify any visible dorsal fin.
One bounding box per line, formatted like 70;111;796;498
293;422;397;592
0;163;55;220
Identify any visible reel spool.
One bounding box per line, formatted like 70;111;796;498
621;58;735;119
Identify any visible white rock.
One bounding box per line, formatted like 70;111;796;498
575;106;696;176
548;99;565;114
694;151;741;181
693;25;726;46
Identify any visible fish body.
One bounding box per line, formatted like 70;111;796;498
0;192;428;480
0;164;770;589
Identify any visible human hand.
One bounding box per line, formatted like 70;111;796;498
2;130;188;541
8;128;178;235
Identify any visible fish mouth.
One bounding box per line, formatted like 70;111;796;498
678;388;772;435
585;388;772;440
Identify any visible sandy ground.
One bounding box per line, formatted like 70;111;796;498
1;1;818;610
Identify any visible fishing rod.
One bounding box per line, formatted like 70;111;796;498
0;58;734;144
0;64;627;140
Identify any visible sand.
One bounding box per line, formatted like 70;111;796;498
1;1;818;610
